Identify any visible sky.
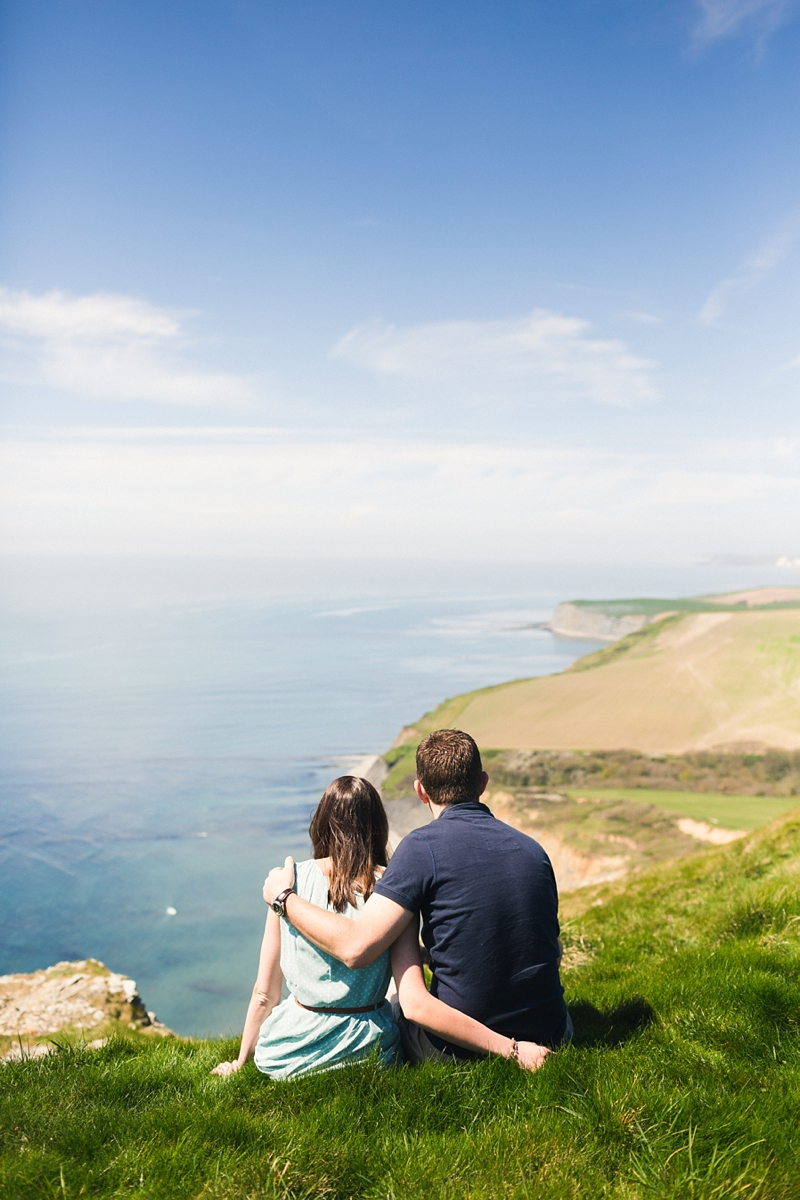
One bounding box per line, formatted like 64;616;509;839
1;0;800;563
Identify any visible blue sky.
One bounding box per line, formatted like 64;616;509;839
1;0;799;561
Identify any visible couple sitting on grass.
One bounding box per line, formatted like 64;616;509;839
213;729;572;1079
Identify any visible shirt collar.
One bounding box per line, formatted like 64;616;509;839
438;801;493;819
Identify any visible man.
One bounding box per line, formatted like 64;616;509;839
263;729;570;1066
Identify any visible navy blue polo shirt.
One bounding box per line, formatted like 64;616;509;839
374;801;567;1053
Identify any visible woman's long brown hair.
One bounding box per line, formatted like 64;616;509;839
308;776;390;913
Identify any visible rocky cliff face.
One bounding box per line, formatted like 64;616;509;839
0;959;172;1061
549;602;649;642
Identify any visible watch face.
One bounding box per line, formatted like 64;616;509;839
271;900;282;915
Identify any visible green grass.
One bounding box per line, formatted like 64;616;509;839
3;813;800;1199
381;741;418;796
571;788;799;831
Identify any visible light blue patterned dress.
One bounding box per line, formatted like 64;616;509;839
253;859;400;1079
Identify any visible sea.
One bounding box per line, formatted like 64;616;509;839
1;555;792;1036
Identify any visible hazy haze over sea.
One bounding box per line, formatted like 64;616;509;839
1;555;797;1036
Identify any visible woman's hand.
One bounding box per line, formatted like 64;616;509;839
211;1060;243;1076
513;1041;551;1072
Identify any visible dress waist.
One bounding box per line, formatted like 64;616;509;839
294;998;381;1015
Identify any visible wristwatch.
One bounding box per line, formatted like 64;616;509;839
271;887;295;918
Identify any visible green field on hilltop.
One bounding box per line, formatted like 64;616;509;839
570;788;798;830
571;596;800;618
3;813;799;1199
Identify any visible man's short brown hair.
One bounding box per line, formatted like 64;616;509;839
416;729;483;806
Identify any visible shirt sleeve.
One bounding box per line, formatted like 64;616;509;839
373;831;435;913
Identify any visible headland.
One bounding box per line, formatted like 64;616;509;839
381;585;800;889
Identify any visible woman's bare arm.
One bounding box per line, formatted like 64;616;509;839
212;908;283;1075
390;923;551;1072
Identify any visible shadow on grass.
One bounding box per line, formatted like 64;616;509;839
568;997;656;1048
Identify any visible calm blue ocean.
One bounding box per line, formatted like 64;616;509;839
0;556;789;1035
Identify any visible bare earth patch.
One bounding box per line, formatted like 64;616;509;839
676;817;746;845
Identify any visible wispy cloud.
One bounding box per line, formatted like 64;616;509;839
699;211;800;324
333;310;657;408
625;311;662;325
766;351;800;381
694;0;796;46
0;287;255;407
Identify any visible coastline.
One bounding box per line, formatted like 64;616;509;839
374;586;800;890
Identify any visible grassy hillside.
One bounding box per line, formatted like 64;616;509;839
2;812;799;1199
388;608;800;756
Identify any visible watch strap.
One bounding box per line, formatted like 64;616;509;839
273;886;295;917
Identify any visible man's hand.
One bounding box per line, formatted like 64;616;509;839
514;1042;551;1072
263;856;295;906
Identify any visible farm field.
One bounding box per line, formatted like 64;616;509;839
570;788;798;830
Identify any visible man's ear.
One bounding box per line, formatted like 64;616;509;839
479;771;489;796
414;779;430;805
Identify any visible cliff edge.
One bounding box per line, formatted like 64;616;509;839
0;959;173;1062
549;601;650;641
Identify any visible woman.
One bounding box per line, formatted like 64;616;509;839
213;775;399;1079
213;776;549;1079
